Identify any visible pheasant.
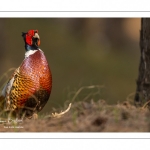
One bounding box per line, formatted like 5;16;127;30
0;30;52;119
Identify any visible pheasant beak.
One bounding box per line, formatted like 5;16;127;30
33;33;40;39
33;32;40;46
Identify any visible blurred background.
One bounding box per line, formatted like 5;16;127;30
0;18;140;114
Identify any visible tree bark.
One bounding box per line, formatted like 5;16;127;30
135;18;150;106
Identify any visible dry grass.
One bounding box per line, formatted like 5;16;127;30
0;99;150;132
0;71;150;132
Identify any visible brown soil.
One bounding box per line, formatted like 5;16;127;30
0;100;150;132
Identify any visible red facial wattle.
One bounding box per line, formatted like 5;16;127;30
25;30;40;46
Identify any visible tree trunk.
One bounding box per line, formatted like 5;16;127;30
135;18;150;106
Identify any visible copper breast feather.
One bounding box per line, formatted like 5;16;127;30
7;50;52;118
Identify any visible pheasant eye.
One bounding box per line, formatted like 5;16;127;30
34;30;38;33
